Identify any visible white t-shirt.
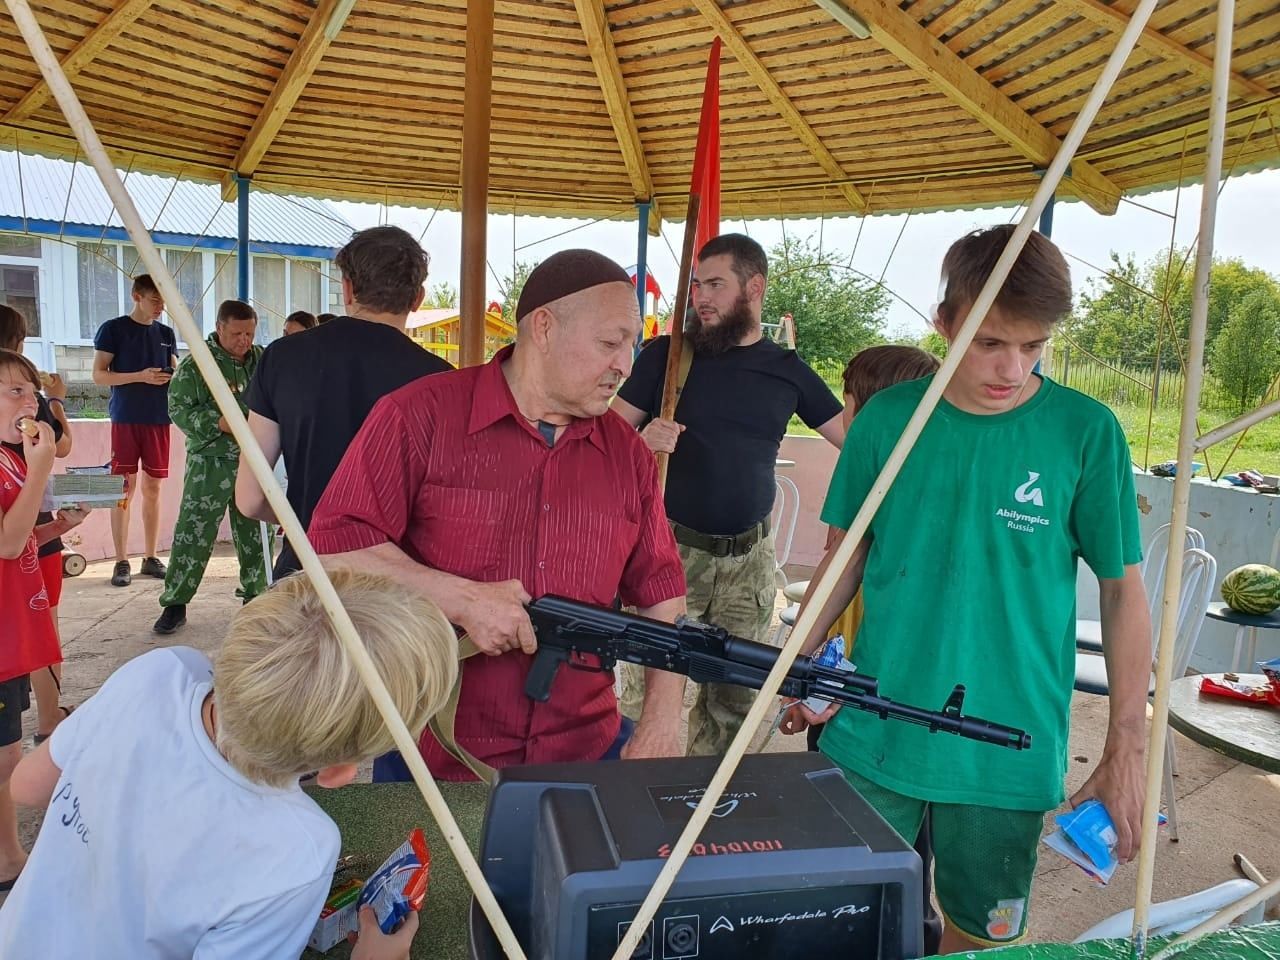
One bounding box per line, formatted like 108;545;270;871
0;647;340;959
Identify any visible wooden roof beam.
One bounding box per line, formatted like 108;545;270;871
828;0;1124;214
1056;0;1272;100
3;0;157;123
573;0;662;233
227;0;357;189
690;0;868;214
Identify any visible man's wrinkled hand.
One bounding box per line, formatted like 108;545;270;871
620;720;680;759
349;905;419;960
640;418;685;454
1069;746;1146;862
457;579;537;656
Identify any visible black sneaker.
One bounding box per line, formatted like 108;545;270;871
153;604;187;635
110;560;131;587
140;556;167;578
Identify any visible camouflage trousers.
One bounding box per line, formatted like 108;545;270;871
159;454;272;607
620;530;778;756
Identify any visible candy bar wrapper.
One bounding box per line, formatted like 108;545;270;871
308;879;364;952
357;828;431;934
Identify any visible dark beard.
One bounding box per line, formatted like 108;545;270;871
684;295;754;356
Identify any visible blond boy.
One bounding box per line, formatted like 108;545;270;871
0;571;458;960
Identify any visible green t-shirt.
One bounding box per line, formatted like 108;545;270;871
819;374;1142;811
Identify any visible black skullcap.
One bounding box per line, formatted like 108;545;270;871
515;249;631;322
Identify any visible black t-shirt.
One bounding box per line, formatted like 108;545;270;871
3;394;66;557
244;316;453;574
617;336;841;534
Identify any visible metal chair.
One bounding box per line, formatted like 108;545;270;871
1077;523;1205;654
1074;546;1217;841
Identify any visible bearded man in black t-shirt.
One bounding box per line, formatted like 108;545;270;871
613;233;845;756
235;226;452;578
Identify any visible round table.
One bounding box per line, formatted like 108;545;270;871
1204;602;1280;671
1166;673;1280;774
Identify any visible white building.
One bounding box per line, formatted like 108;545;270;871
0;151;351;380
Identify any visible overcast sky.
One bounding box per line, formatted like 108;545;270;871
331;167;1280;338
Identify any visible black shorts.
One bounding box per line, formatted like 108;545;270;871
0;675;31;748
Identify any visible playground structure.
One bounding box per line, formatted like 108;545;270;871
2;0;1279;957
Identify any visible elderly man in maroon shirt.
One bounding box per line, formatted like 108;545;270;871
308;250;687;780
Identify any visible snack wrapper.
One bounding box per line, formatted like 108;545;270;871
1200;675;1272;704
356;828;431;934
802;635;855;714
1042;798;1164;886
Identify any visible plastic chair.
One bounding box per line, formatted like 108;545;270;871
771;475;800;586
1073;878;1263;943
1074;547;1217;841
1077;523;1205;654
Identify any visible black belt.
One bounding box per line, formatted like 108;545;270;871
671;517;770;558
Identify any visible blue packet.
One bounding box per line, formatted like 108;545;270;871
802;635;855;714
356;829;430;934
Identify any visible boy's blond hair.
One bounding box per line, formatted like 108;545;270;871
213;571;459;788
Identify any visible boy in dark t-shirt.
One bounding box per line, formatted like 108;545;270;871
91;274;178;587
237;226;452;578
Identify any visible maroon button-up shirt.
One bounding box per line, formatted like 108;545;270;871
309;346;685;779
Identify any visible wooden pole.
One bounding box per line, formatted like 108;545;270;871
655;192;700;488
1131;0;1233;952
1;3;527;957
1194;394;1280;450
1146;875;1280;960
459;0;493;368
609;1;1159;957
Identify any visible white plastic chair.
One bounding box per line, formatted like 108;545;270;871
1074;547;1217;841
1073;878;1263;943
771;475;800;586
1077;523;1205;653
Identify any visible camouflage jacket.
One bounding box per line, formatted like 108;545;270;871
167;332;262;460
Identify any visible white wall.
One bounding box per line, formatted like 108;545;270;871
1075;474;1280;673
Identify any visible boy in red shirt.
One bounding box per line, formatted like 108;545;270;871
0;349;77;890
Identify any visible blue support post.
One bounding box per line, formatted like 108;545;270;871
236;174;251;301
635;201;650;312
1038;193;1055;238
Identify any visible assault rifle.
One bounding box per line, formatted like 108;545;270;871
525;595;1031;750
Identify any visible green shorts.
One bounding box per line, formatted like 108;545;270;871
832;760;1044;946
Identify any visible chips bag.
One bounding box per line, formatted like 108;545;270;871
356;828;431;934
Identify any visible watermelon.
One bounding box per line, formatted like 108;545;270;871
1220;563;1280;616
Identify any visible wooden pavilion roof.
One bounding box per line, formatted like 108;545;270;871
1;0;1277;228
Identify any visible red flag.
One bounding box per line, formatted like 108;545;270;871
690;37;721;254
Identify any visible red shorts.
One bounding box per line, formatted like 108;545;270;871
38;551;63;607
110;423;170;478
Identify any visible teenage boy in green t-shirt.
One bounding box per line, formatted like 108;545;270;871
785;225;1152;952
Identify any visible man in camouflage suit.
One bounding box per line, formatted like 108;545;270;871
153;300;271;635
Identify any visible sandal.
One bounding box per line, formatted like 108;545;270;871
33;704;75;746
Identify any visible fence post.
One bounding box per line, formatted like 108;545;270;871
1152;362;1162;407
1061;345;1071;386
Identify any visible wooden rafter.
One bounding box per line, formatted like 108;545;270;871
3;0;157;123
1056;0;1272;100
573;0;662;233
838;0;1124;213
231;0;357;180
690;0;868;214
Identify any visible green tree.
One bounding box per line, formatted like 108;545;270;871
918;330;948;359
1210;290;1280;414
762;235;889;363
497;260;538;322
422;281;457;309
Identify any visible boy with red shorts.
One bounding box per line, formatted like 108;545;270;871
92;274;178;587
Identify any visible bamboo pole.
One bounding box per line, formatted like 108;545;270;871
655;192;700;488
608;2;1160;957
1130;1;1233;953
1194;394;1280;450
459;0;493;368
1;3;527;958
1146;875;1280;960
